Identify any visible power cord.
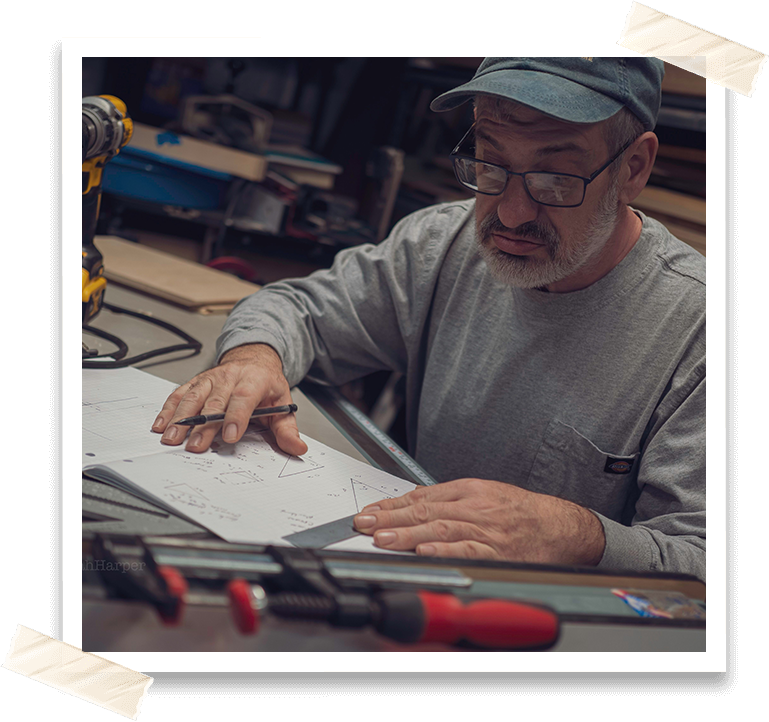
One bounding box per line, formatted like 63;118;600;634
82;302;202;369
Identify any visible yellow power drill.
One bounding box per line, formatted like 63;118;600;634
82;95;133;323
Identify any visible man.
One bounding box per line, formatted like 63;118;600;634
152;58;705;581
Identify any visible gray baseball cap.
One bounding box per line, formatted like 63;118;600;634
431;57;665;131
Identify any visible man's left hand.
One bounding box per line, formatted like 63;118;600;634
353;478;606;565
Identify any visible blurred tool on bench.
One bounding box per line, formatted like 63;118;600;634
90;535;561;651
82;95;202;369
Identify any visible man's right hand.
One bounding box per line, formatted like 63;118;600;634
151;343;308;456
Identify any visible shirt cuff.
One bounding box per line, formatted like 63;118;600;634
592;511;659;575
215;328;289;372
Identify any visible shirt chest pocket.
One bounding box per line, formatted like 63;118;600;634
526;419;640;521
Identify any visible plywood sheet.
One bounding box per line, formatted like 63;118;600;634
97;235;261;312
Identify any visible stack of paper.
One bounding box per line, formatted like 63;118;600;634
83;367;417;552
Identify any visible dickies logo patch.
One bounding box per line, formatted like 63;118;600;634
604;456;634;474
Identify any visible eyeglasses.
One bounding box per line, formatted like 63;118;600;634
450;124;634;208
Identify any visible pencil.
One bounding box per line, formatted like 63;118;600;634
174;404;298;426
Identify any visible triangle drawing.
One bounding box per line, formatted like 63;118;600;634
278;454;324;478
350;478;394;513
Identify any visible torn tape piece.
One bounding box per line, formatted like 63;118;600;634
3;625;152;719
618;2;768;97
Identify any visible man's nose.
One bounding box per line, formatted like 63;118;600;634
495;174;540;229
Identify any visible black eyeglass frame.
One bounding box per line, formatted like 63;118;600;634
450;123;635;208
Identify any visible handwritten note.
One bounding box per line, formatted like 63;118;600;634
85;429;417;551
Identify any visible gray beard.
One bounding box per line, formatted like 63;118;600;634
476;183;621;289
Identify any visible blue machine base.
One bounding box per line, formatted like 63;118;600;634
101;146;233;210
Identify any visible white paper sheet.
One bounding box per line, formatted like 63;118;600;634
82;366;179;466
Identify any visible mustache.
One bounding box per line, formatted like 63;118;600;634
478;212;559;248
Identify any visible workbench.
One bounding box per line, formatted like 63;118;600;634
82;283;705;653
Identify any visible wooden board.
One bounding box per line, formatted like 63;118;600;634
656;144;706;164
97;235;261;313
129;123;267;182
634;185;706;227
633;186;706;256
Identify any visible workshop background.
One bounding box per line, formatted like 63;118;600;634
83;57;706;450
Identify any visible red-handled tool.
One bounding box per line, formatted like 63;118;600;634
374;591;560;649
226;579;560;650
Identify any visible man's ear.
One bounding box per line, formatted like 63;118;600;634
619;132;659;205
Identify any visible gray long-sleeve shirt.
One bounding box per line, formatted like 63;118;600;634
217;199;706;581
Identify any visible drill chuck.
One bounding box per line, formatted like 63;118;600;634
82;95;131;162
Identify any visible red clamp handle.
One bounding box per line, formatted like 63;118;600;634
155;565;188;626
227;578;260;635
417;591;559;649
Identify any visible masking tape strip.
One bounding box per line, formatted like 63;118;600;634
3;625;152;719
617;2;767;97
